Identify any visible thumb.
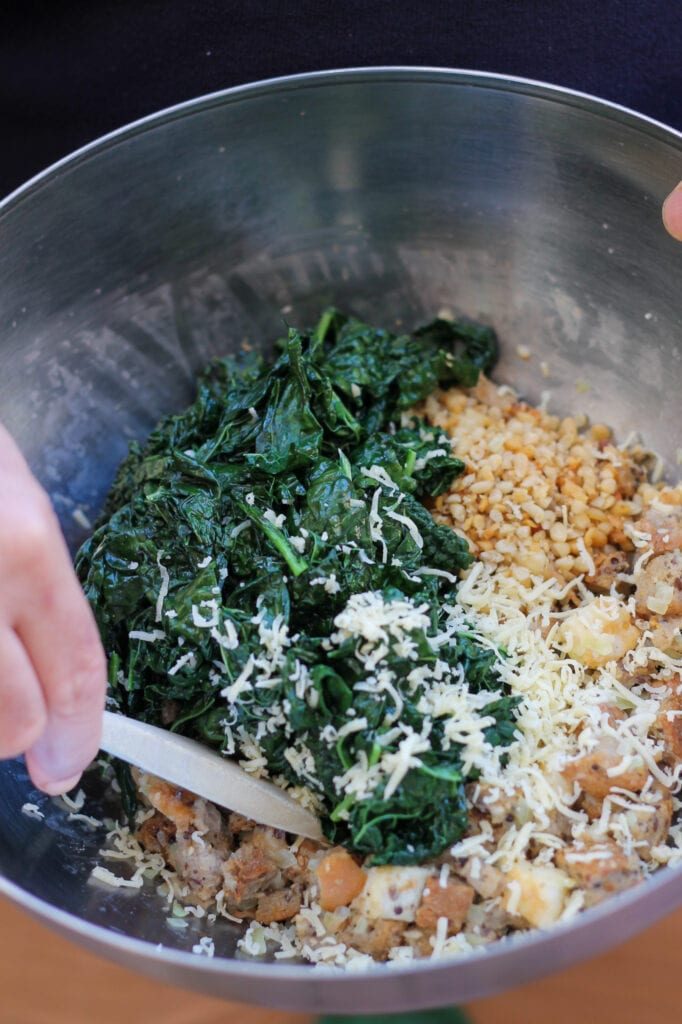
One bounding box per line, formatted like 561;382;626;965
662;182;682;241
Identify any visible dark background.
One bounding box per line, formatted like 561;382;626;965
1;0;681;199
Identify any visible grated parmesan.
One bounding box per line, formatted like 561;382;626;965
21;803;44;821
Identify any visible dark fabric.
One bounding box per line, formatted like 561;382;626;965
1;0;681;197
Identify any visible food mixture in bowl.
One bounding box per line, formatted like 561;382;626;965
77;310;682;968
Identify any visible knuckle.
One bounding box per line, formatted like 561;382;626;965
54;652;107;719
0;701;47;760
5;494;56;567
79;632;108;687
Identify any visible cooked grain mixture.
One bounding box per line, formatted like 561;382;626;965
95;373;682;969
424;377;676;586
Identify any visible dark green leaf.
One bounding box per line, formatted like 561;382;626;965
77;307;514;866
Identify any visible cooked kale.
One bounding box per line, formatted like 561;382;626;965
77;309;517;864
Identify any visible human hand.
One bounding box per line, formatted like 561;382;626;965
0;423;106;794
663;183;682;240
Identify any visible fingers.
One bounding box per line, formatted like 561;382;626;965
13;514;107;792
0;627;48;759
22;610;106;795
0;425;107;793
662;182;682;241
0;421;34;476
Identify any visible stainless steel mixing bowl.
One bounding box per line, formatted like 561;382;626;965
0;68;681;1013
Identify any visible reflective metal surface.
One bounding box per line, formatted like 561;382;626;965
0;68;681;1012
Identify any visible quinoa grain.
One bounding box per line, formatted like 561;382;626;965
422;376;682;585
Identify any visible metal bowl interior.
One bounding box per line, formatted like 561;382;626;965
0;68;681;1013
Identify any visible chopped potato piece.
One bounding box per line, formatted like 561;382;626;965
556;596;640;668
455;857;505;899
502;863;573;928
315;848;366;911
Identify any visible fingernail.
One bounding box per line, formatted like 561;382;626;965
662;181;682;241
26;723;98;787
39;773;82;796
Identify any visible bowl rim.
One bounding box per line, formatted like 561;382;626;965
1;65;681;989
1;64;680;216
2;848;682;985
